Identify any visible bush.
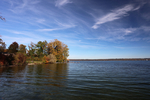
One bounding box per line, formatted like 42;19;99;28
0;53;14;66
42;55;49;63
26;56;32;61
47;54;57;63
34;57;40;61
0;53;6;66
14;52;26;65
6;54;14;65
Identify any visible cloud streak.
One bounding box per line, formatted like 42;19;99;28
87;26;150;42
8;0;40;13
55;0;72;7
37;21;76;31
3;29;44;39
92;4;140;29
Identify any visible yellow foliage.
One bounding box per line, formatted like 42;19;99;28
47;39;69;62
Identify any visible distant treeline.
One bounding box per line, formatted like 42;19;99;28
69;58;150;61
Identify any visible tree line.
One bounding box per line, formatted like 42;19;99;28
27;39;69;62
0;37;69;66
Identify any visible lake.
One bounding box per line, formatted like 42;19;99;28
0;61;150;100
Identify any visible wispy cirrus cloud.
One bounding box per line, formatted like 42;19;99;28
36;18;45;24
37;21;76;32
88;26;150;42
55;0;72;7
37;28;61;32
2;35;35;45
3;29;44;39
92;4;140;29
8;0;40;13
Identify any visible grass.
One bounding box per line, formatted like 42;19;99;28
26;60;43;64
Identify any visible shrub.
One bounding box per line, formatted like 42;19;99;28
14;52;26;65
0;53;15;66
47;54;57;63
26;56;32;61
42;55;49;63
34;57;40;61
6;54;14;65
0;53;5;66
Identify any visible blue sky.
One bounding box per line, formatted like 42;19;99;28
0;0;150;59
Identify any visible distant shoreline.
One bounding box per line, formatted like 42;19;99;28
69;58;150;61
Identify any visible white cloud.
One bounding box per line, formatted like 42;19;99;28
37;28;60;31
116;28;137;35
36;19;45;24
55;0;72;7
8;0;40;13
2;35;35;47
37;22;76;31
87;26;150;42
92;4;140;29
3;29;43;39
141;26;150;32
55;20;75;27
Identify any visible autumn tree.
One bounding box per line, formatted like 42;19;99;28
47;40;57;55
47;54;57;63
19;44;26;54
8;42;19;53
47;39;69;62
14;52;26;65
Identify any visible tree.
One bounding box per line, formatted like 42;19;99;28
28;42;36;60
8;42;19;53
62;44;69;62
19;44;26;53
47;39;58;55
42;55;49;63
0;37;6;52
14;52;26;65
36;40;47;57
47;39;69;62
47;54;57;63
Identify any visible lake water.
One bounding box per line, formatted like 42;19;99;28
0;61;150;100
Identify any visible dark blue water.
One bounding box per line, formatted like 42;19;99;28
0;61;150;100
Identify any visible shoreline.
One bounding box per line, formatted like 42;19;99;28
27;62;68;65
69;58;150;61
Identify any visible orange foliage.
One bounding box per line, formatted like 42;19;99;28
47;39;69;62
42;55;49;63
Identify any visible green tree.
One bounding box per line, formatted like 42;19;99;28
36;40;47;57
8;42;19;53
28;42;36;60
62;44;69;62
19;44;26;53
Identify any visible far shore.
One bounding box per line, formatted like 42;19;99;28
69;58;150;61
1;58;149;68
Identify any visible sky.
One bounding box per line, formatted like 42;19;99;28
0;0;150;59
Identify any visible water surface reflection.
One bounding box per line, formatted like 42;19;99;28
0;61;150;100
0;64;68;100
